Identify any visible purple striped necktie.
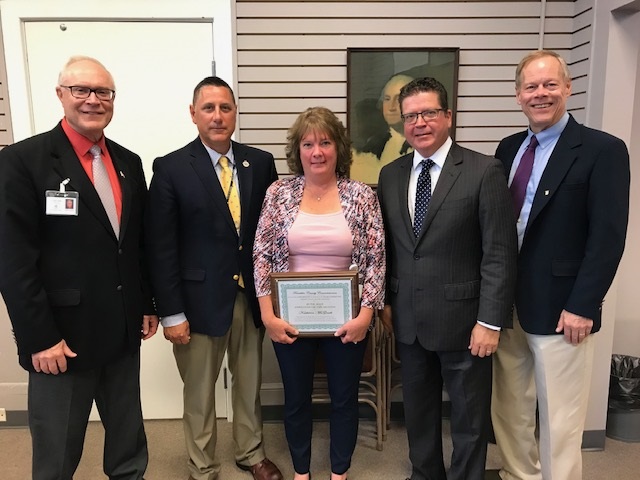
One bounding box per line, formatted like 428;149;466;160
510;135;538;216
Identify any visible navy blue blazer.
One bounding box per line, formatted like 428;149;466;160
146;138;278;337
496;115;630;335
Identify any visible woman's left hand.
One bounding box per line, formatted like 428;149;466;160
334;307;373;344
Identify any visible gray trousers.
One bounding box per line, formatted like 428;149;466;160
28;351;147;480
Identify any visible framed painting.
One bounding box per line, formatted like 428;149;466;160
348;47;460;186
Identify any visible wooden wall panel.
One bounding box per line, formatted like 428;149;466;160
0;21;14;150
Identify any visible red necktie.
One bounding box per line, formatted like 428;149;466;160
510;135;538;216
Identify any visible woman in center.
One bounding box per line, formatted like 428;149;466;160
253;107;385;480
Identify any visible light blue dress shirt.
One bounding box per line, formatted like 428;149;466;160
508;112;570;250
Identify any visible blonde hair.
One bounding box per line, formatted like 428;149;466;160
515;50;571;89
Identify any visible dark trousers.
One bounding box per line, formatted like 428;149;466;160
397;340;492;480
28;351;147;480
273;336;367;475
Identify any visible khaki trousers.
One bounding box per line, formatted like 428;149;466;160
492;315;595;480
174;291;266;480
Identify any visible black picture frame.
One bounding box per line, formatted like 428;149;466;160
347;47;460;186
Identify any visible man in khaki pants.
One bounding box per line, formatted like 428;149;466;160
491;50;630;480
146;77;282;480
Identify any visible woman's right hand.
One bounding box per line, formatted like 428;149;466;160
258;295;299;343
264;315;299;344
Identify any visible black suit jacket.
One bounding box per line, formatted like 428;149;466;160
378;143;517;351
146;138;278;337
0;123;154;371
496;115;630;335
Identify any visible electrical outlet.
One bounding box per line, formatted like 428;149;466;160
0;408;6;422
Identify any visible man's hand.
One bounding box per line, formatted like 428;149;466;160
469;323;500;358
141;315;159;340
163;321;191;345
379;305;393;335
556;309;593;345
31;340;77;374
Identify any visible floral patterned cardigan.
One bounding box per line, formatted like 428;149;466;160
253;175;385;311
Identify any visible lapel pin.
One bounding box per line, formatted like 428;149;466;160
544;190;549;196
120;171;125;178
242;160;250;168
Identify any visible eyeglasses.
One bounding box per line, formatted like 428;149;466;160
60;85;115;101
401;109;446;124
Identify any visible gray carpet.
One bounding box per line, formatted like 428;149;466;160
1;419;638;479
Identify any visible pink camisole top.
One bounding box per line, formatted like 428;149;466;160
288;210;353;272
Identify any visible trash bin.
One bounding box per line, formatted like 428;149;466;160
606;354;640;442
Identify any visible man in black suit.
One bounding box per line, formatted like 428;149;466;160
377;77;517;480
0;56;158;479
146;77;282;480
491;50;630;480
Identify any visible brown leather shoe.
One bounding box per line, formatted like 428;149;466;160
237;458;283;480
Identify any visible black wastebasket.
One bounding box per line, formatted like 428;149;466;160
606;354;640;442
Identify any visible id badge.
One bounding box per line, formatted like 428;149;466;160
46;178;79;216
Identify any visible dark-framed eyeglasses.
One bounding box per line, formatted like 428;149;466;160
401;109;446;124
60;85;115;101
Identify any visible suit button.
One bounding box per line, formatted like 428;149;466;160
414;255;420;260
238;245;243;251
118;249;123;254
233;274;239;281
116;285;123;291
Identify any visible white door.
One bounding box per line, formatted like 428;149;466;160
23;20;229;419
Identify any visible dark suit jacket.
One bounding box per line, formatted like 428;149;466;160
146;138;278;337
0;123;154;372
378;143;517;351
496;115;630;335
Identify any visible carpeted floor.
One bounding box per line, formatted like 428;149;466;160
1;419;638;479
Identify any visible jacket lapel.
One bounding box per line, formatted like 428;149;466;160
108;142;130;243
527;116;581;230
415;144;462;242
233;141;253;242
394;154;415;241
188;139;237;234
50;126;118;240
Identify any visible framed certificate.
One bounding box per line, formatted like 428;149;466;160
270;271;360;336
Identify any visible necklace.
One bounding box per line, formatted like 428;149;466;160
305;183;334;202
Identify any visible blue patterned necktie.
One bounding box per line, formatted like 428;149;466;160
413;159;435;237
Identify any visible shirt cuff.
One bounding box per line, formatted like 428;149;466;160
477;320;501;331
161;312;187;328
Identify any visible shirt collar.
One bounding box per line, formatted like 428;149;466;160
412;136;452;170
201;141;234;167
527;112;570;148
61;117;107;157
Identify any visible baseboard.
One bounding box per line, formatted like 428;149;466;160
0;404;608;452
0;409;28;428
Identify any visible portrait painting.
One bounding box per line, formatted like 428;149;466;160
348;48;459;185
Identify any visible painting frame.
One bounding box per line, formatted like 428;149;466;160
347;47;460;186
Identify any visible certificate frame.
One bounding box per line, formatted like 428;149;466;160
270;271;360;337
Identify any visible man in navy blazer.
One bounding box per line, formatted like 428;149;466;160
378;77;517;480
491;50;630;480
0;56;158;479
146;77;282;480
